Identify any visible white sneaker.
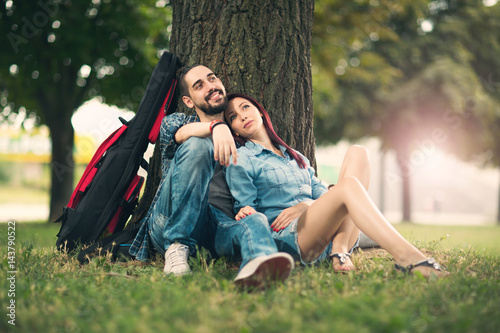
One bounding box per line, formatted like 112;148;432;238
163;243;191;276
234;252;295;289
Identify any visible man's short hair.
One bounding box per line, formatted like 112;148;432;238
176;64;202;97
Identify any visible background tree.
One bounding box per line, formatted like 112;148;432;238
374;0;500;222
430;0;500;224
133;0;316;222
312;0;500;222
0;0;170;221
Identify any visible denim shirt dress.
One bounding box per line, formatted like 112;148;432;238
225;141;328;224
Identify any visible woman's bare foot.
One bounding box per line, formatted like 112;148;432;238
395;258;449;279
411;265;450;278
331;253;355;272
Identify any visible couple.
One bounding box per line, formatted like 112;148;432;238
130;64;446;288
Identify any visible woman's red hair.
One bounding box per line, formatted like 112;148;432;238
226;93;306;169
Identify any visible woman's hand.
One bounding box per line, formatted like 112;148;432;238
235;206;257;221
271;202;312;231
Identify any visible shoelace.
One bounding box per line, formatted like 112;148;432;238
167;246;189;266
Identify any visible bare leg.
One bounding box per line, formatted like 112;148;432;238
330;146;369;270
297;176;445;278
330;218;358;271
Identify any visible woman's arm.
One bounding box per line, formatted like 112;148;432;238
271;200;313;231
225;152;259;218
296;150;329;199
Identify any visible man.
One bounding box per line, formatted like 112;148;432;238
130;64;294;288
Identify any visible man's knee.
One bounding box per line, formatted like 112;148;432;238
176;137;214;164
181;137;213;151
240;212;269;231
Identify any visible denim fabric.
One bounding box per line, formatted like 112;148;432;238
225;141;328;224
130;112;199;261
131;134;278;267
273;218;360;265
148;137;217;255
209;206;278;269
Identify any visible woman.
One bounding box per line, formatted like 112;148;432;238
224;93;447;278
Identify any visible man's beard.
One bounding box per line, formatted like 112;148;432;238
197;90;228;116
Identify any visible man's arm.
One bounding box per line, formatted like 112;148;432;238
174;121;237;166
174;122;211;144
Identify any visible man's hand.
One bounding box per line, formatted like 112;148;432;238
271;202;312;231
235;206;257;221
212;124;238;166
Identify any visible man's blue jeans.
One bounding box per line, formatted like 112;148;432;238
148;137;277;270
209;206;278;269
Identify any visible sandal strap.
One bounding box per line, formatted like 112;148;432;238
395;258;442;273
329;252;351;265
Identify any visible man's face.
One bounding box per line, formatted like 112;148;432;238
182;66;228;116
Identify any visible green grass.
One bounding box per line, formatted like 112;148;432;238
1;223;499;333
395;223;500;255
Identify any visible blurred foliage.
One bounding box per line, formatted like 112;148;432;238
312;0;410;144
0;0;172;219
0;163;9;184
0;0;171;128
312;0;500;166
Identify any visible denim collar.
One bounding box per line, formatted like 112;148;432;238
243;141;289;159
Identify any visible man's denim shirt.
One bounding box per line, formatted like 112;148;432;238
225;141;328;224
129;112;199;261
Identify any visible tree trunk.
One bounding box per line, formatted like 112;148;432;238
132;0;316;223
170;0;316;161
47;115;75;222
396;148;412;222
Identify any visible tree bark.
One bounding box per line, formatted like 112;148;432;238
46;113;75;222
132;0;316;223
170;0;316;160
37;63;83;222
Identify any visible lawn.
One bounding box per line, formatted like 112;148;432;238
1;222;499;333
0;186;49;205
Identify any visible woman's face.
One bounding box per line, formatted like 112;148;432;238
225;97;264;138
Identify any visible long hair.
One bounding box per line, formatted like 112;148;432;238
226;93;306;169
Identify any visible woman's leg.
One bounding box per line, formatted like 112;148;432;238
297;176;445;277
329;218;358;271
330;145;369;270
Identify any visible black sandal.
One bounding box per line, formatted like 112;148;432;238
329;252;351;266
394;258;443;274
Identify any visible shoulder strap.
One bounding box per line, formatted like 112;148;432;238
68;125;128;209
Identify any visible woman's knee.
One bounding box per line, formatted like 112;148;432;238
336;175;364;197
346;145;369;165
